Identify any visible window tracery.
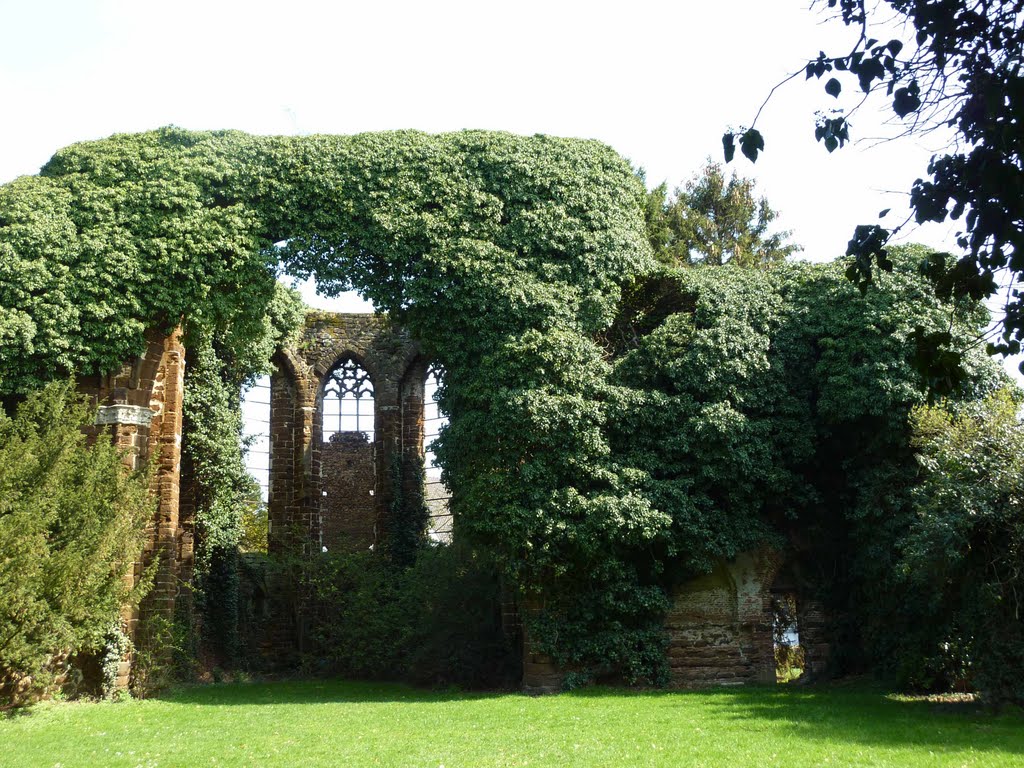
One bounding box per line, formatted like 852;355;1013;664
322;358;375;442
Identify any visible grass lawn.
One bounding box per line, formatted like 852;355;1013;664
1;679;1022;768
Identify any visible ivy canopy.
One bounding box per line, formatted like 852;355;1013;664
0;127;649;394
0;128;1005;685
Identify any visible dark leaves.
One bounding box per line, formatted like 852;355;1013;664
814;115;849;152
917;250;949;286
893;81;921;117
825;78;842;98
723;129;765;164
845;224;891;293
739;129;764;163
722;132;736;163
910;325;966;397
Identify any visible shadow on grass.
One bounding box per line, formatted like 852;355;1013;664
158;677;507;707
570;683;1024;757
156;677;1024;758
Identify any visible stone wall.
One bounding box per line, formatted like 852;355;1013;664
267;312;424;557
665;549;779;687
797;598;831;680
321;432;376;553
79;315;827;691
263;311;429;654
519;548;782;693
78;327;186;690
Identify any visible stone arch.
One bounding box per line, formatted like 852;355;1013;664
313;348;382;386
420;362;452;541
313;349;380;458
397;354;431;536
267;312;422;562
19;128;651;687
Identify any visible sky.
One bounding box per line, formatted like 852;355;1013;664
0;0;956;257
0;0;1019;379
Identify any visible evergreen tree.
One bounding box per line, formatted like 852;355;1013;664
644;161;800;268
0;382;150;707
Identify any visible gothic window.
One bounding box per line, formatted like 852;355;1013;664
322;358;375;443
423;364;452;541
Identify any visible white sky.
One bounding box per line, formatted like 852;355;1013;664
1;0;1019;379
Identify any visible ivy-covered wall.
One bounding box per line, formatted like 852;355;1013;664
0;129;1006;690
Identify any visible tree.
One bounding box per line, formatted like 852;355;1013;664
0;382;151;707
724;0;1024;381
644;161;800;268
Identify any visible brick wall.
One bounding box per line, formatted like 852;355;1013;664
81;315;827;692
267;313;423;556
519;548;783;693
797;598;831;680
77;327;185;690
664;549;780;687
320;432;376;553
264;312;425;655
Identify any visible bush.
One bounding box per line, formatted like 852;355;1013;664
0;382;151;708
303;544;518;689
892;389;1024;705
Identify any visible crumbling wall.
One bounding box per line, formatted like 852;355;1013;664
267;312;423;557
78;327;186;690
665;549;779;687
263;312;427;655
84;317;810;692
519;549;782;693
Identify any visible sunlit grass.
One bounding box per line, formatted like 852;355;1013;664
2;679;1022;767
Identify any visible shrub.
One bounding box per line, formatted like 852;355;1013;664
303;544;517;689
0;381;151;708
892;389;1024;705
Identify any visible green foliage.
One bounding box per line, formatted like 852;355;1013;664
611;267;789;576
0;381;151;707
304;545;517;688
614;248;964;572
643;161;800;268
597;246;1005;682
726;0;1024;379
99;622;133;699
0;127;653;684
383;453;430;568
886;390;1024;704
237;499;268;554
1;127;1009;689
775;644;806;683
181;282;303;669
528;570;672;688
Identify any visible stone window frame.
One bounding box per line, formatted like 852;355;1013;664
321;356;376;442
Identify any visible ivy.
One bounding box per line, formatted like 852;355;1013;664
0;129;1009;687
181;283;303;667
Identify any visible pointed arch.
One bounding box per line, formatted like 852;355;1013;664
320;355;375;443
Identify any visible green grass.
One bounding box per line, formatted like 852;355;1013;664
2;680;1022;767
